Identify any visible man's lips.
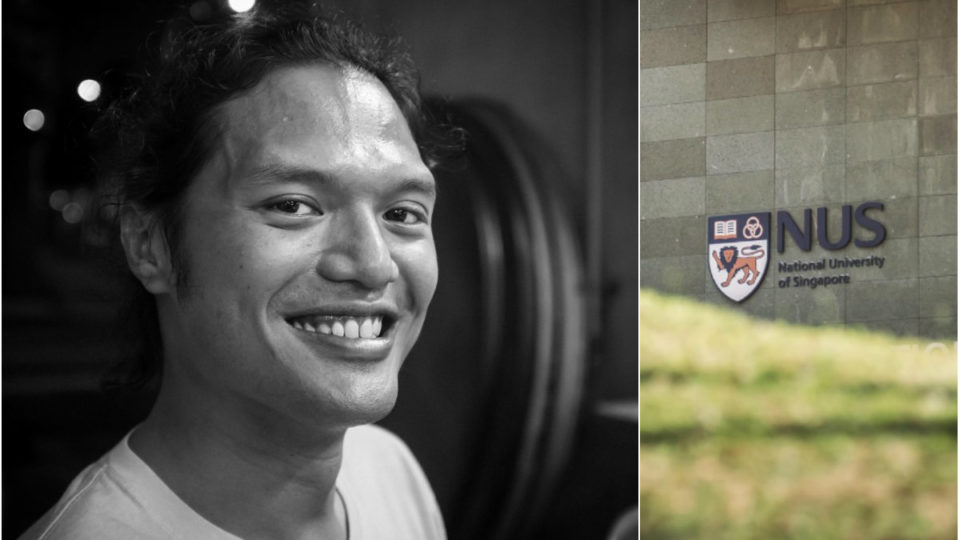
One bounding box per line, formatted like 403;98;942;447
283;311;399;361
288;314;385;339
283;304;399;341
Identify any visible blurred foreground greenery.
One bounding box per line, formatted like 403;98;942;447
640;289;957;540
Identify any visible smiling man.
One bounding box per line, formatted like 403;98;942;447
22;6;445;540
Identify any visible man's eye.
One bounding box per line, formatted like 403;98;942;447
268;200;318;216
384;208;422;225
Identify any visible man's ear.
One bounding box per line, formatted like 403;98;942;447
120;205;176;295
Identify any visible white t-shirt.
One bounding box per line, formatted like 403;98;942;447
20;424;447;540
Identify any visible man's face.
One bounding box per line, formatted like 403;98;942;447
158;65;437;428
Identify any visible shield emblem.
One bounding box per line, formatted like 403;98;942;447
707;212;770;302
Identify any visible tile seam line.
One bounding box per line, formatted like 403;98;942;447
641;1;930;31
774;0;781;319
842;0;849;324
703;1;709;300
914;20;921;314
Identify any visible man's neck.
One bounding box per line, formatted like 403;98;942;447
129;384;349;540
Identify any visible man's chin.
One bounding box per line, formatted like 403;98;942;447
326;397;397;430
314;379;400;428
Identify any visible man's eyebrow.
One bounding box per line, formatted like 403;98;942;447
393;177;437;199
245;164;335;185
244;163;436;198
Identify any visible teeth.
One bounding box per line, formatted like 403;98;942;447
290;315;385;340
344;319;359;338
360;318;373;338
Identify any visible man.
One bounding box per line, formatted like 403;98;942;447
22;5;446;539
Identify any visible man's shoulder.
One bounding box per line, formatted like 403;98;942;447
19;451;169;540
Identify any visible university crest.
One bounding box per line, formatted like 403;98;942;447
707;212;770;302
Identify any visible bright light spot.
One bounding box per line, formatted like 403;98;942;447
227;0;255;12
49;190;70;211
62;202;85;224
77;79;102;102
23;109;45;131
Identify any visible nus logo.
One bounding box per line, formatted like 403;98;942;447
707;202;887;302
776;202;886;253
707;212;770;303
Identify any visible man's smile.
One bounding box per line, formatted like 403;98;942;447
286;314;390;339
281;303;404;360
282;300;400;340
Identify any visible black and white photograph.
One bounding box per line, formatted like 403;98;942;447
4;1;638;539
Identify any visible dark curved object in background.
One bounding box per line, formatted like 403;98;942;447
383;99;588;540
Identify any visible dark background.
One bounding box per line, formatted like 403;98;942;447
3;0;637;538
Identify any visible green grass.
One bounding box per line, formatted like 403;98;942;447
640;289;957;540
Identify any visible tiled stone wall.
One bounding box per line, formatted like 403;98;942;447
640;0;957;339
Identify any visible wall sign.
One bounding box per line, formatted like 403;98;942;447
707;203;887;302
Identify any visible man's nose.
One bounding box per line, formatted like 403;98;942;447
315;209;399;289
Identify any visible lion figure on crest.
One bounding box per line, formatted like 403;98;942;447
712;245;765;287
